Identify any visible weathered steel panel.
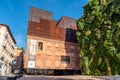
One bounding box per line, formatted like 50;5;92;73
29;7;52;22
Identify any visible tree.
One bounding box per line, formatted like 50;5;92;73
76;0;120;75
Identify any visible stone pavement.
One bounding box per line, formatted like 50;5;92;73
16;75;120;80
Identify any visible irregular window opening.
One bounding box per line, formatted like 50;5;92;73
38;42;43;51
61;56;70;64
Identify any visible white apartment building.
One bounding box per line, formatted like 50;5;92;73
0;24;16;76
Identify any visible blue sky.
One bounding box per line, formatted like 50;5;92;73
0;0;88;50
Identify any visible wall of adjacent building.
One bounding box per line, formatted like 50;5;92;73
0;25;7;54
0;25;15;60
12;48;24;73
0;24;16;75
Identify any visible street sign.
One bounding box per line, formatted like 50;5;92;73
28;61;35;68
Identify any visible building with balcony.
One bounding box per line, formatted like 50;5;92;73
0;24;16;76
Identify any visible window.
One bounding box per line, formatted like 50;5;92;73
12;58;17;66
0;62;2;68
61;56;70;64
38;42;43;51
66;28;71;42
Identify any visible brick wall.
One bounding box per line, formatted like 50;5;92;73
24;36;80;69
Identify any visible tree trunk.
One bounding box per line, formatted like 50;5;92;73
105;58;111;75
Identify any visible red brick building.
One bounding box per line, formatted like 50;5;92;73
12;47;24;74
24;7;80;75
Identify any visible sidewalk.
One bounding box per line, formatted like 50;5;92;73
19;75;120;80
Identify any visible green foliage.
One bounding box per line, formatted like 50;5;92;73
16;47;24;50
77;0;120;75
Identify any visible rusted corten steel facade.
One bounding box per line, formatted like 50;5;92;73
24;7;80;74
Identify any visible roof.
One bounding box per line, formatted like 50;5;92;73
56;16;76;29
29;7;52;22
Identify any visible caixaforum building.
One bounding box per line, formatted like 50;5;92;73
24;7;80;75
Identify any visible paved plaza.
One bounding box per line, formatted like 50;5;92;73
16;75;120;80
